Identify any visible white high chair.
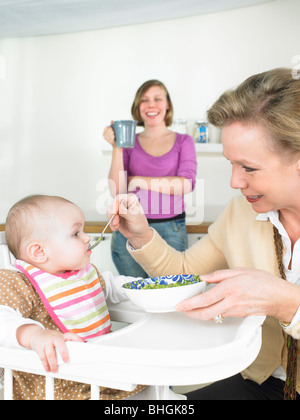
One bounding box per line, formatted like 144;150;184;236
0;231;265;401
0;231;173;400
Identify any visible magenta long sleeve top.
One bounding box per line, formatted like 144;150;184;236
123;133;197;220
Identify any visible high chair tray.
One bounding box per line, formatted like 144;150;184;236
0;304;264;389
83;311;264;386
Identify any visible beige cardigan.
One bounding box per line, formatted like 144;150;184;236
128;195;300;391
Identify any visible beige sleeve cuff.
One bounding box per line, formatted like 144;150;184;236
126;229;181;278
280;306;300;339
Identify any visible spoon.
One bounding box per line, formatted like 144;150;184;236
88;200;123;251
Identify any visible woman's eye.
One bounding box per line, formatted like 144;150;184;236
243;166;257;173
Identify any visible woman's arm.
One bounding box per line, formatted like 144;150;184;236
103;125;127;196
127;135;197;196
128;176;193;195
127;229;227;278
108;194;227;276
108;147;127;196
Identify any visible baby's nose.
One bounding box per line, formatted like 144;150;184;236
83;232;91;243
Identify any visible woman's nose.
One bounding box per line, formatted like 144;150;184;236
230;166;248;190
147;99;155;107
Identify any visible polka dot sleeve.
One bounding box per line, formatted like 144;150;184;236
0;270;45;349
0;269;38;318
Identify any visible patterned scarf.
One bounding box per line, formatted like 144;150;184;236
273;226;298;400
15;260;111;341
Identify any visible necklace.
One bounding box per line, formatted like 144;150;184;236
273;225;298;400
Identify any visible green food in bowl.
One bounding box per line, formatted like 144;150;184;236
142;277;200;289
122;275;201;290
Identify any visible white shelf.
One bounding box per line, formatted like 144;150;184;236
195;143;223;153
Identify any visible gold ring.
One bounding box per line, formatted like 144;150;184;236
214;314;224;324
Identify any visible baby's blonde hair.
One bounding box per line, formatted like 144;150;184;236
5;195;75;259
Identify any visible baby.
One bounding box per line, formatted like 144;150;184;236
0;195;152;400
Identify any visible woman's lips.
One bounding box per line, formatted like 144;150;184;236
246;195;263;203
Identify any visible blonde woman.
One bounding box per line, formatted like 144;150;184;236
103;80;197;278
108;68;300;400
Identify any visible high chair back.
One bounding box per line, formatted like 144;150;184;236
0;231;15;271
0;231;12;393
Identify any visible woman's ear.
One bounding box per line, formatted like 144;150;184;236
26;242;48;264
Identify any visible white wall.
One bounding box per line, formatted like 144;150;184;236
0;0;299;224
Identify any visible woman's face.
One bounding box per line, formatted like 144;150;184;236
139;85;169;127
222;122;300;213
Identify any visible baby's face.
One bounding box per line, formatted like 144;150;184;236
44;203;91;273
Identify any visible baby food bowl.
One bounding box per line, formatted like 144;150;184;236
122;275;206;313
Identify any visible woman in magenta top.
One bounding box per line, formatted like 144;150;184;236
103;80;197;277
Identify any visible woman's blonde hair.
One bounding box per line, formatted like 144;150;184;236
207;68;300;157
131;80;174;127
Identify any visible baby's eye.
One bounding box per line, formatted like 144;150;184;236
73;231;79;237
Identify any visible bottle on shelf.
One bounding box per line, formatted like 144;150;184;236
193;121;208;143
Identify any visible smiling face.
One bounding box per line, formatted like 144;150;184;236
222;122;300;214
139;85;170;128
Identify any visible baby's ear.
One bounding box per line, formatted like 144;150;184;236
26;242;47;264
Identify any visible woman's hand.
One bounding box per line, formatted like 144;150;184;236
176;268;300;322
17;325;84;373
108;194;154;249
103;121;116;147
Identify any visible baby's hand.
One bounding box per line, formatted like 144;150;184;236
17;325;83;373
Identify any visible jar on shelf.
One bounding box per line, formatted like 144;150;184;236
171;119;187;134
193;121;208;143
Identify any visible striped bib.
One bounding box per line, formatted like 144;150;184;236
15;260;111;341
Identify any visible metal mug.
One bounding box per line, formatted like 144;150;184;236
111;120;137;148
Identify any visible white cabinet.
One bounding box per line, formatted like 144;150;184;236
195;143;223;154
188;233;206;247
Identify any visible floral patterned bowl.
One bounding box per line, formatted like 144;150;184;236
122;275;206;313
